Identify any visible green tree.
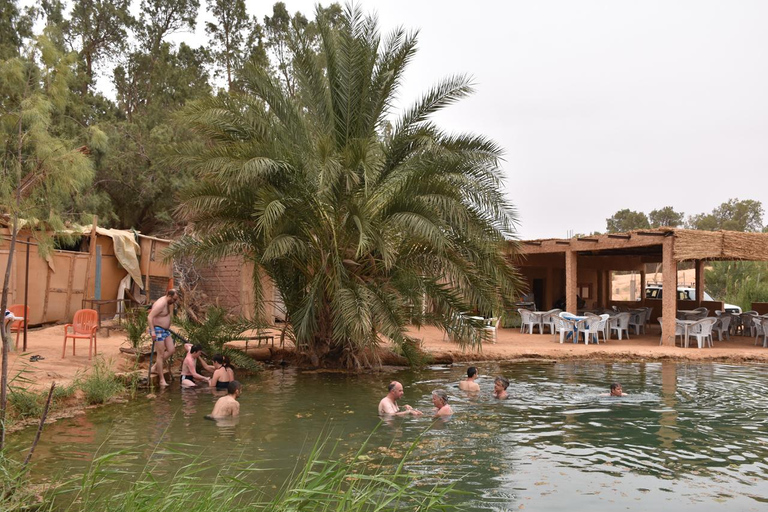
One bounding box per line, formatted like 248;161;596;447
605;209;650;233
0;34;94;449
649;206;684;228
687;198;764;232
0;0;35;59
205;0;249;90
65;0;134;94
170;5;521;367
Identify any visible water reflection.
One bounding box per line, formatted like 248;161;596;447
7;361;768;510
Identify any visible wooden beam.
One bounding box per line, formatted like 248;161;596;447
661;237;677;346
565;250;578;313
607;234;632;239
695;259;705;305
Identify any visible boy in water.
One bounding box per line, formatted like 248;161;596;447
606;382;627;396
206;381;242;419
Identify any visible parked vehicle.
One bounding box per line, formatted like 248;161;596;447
644;285;742;314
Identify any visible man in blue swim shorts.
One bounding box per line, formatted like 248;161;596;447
148;289;179;386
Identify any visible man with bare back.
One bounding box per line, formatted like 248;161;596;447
148;289;179;387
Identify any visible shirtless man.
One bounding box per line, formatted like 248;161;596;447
180;344;211;388
206;381;242;419
378;381;422;416
148;289;179;386
607;382;627;397
459;367;480;392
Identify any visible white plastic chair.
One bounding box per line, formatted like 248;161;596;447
580;315;606;344
557;313;580;344
657;317;685;346
541;309;561;335
688;317;717;348
758;318;768;347
629;309;646;335
712;314;731;341
609;312;631;340
483;317;500;344
753;317;766;346
518;309;541;334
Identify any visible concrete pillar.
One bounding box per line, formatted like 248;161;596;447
695;259;706;305
661;237;677;346
565;249;578;313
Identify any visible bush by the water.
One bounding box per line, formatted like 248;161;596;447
79;359;125;405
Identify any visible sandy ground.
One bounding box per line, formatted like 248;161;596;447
4;320;767;395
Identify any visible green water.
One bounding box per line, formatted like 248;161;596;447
8;361;768;510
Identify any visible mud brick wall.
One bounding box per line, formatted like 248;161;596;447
196;256;245;315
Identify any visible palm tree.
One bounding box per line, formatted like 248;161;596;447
170;4;521;367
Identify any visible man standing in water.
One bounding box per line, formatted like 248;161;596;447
206;381;242;419
378;381;422;416
148;289;179;386
459;367;480;392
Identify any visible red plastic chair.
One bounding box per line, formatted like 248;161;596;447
7;304;28;350
62;309;99;359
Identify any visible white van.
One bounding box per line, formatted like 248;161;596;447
645;285;742;314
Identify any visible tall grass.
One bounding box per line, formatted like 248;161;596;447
45;430;457;512
79;359;125;405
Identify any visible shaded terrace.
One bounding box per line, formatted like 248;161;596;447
511;228;768;346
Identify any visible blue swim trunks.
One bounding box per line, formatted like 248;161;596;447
153;327;172;342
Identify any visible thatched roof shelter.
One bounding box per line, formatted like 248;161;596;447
512;228;768;346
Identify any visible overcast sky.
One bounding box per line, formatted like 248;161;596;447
42;0;768;239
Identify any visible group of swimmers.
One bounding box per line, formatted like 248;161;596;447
175;343;243;419
378;366;627;418
377;367;511;418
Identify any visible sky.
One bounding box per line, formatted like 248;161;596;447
32;0;768;239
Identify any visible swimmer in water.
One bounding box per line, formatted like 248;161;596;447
459;366;480;392
205;381;242;419
602;382;627;397
431;389;453;417
493;376;509;399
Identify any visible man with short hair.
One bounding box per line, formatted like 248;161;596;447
180;344;211;388
207;381;242;419
148;289;179;386
378;381;422;416
459;367;480;392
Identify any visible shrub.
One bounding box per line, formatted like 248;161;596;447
8;386;44;419
79;359;125;405
124;307;149;351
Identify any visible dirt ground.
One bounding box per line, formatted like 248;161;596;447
4;321;767;394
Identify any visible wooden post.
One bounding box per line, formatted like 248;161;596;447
565;249;578;313
695;259;705;305
661;236;677;346
83;216;98;301
640;270;646;306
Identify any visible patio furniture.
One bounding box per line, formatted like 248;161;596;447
609;312;631;340
580;314;610;344
629;309;646;335
712;314;732;341
557;312;584;344
644;306;653;330
658;317;686;346
483;317;500;344
6;304;28;350
519;309;542;334
541;309;561;335
688;317;717;349
753;317;766;346
62;309;99;359
759;318;768;348
742;311;759;337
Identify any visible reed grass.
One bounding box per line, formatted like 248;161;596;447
41;429;457;512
